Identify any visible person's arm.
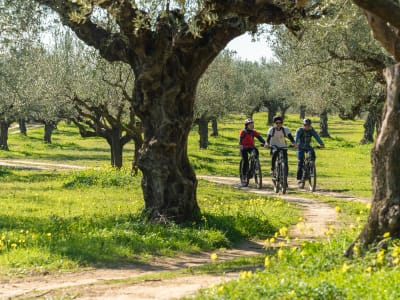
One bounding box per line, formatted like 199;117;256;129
265;128;272;147
311;128;324;145
294;128;301;149
285;127;295;144
239;130;244;150
255;131;266;145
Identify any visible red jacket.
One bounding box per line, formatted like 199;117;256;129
239;129;263;148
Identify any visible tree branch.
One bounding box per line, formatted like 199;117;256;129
352;0;400;30
34;0;131;63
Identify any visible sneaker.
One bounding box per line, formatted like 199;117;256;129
297;180;303;188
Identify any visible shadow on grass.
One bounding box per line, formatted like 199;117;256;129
0;212;277;269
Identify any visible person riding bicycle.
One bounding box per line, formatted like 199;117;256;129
294;118;325;186
264;116;295;177
239;118;266;182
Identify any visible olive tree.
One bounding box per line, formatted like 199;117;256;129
194;51;237;148
346;0;400;253
33;0;312;223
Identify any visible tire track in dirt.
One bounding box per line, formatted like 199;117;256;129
0;167;367;299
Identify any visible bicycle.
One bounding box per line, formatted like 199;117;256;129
239;147;262;189
270;145;289;194
299;146;320;192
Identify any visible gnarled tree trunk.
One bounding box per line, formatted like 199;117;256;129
299;105;306;120
211;118;218;137
197;116;209;149
43;121;57;144
319;110;330;137
0;121;11;150
133;77;200;223
19;119;27;135
360;111;377;144
347;63;400;253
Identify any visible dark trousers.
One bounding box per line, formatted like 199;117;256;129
241;147;258;175
271;148;288;171
296;148;316;180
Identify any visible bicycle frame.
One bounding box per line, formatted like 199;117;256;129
300;147;317;192
239;147;262;189
271;146;288;194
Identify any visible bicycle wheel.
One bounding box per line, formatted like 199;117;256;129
299;164;306;189
308;162;316;192
280;161;287;194
254;159;262;189
273;161;280;193
239;159;249;187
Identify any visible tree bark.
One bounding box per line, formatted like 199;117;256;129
43;121;56;144
360;111;377;144
211;118;219;137
197;116;209;149
347;63;400;254
19;119;27;135
107;126;127;168
319;110;330;137
299;105;306;120
0;121;11;150
133;77;200;223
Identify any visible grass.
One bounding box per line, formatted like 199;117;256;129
190;195;400;300
0;165;298;276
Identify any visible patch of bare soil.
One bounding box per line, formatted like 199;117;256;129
0;168;367;299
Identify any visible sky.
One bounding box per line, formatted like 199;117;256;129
225;33;275;62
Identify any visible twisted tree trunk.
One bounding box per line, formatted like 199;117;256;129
360;111;377;144
319;110;330;137
0;121;11;150
197;116;209;149
211;118;219;137
133;76;200;223
347;63;400;254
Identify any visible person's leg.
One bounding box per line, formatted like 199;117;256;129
271;149;278;173
296;149;304;181
283;149;289;177
310;148;316;161
241;148;250;176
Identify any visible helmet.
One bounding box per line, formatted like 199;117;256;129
302;118;312;125
273;116;283;123
244;118;254;126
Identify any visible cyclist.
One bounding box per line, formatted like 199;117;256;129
294;118;325;186
239;118;266;183
265;116;295;177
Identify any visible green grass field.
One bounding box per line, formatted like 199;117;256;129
2;114;394;300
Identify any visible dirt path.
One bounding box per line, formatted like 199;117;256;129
0;164;368;299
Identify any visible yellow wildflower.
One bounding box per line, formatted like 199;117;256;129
341;263;350;273
376;249;385;265
335;206;341;213
210;253;218;261
264;256;271;267
383;232;391;238
279;227;288;237
365;266;372;273
277;249;284;259
392;246;400;258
